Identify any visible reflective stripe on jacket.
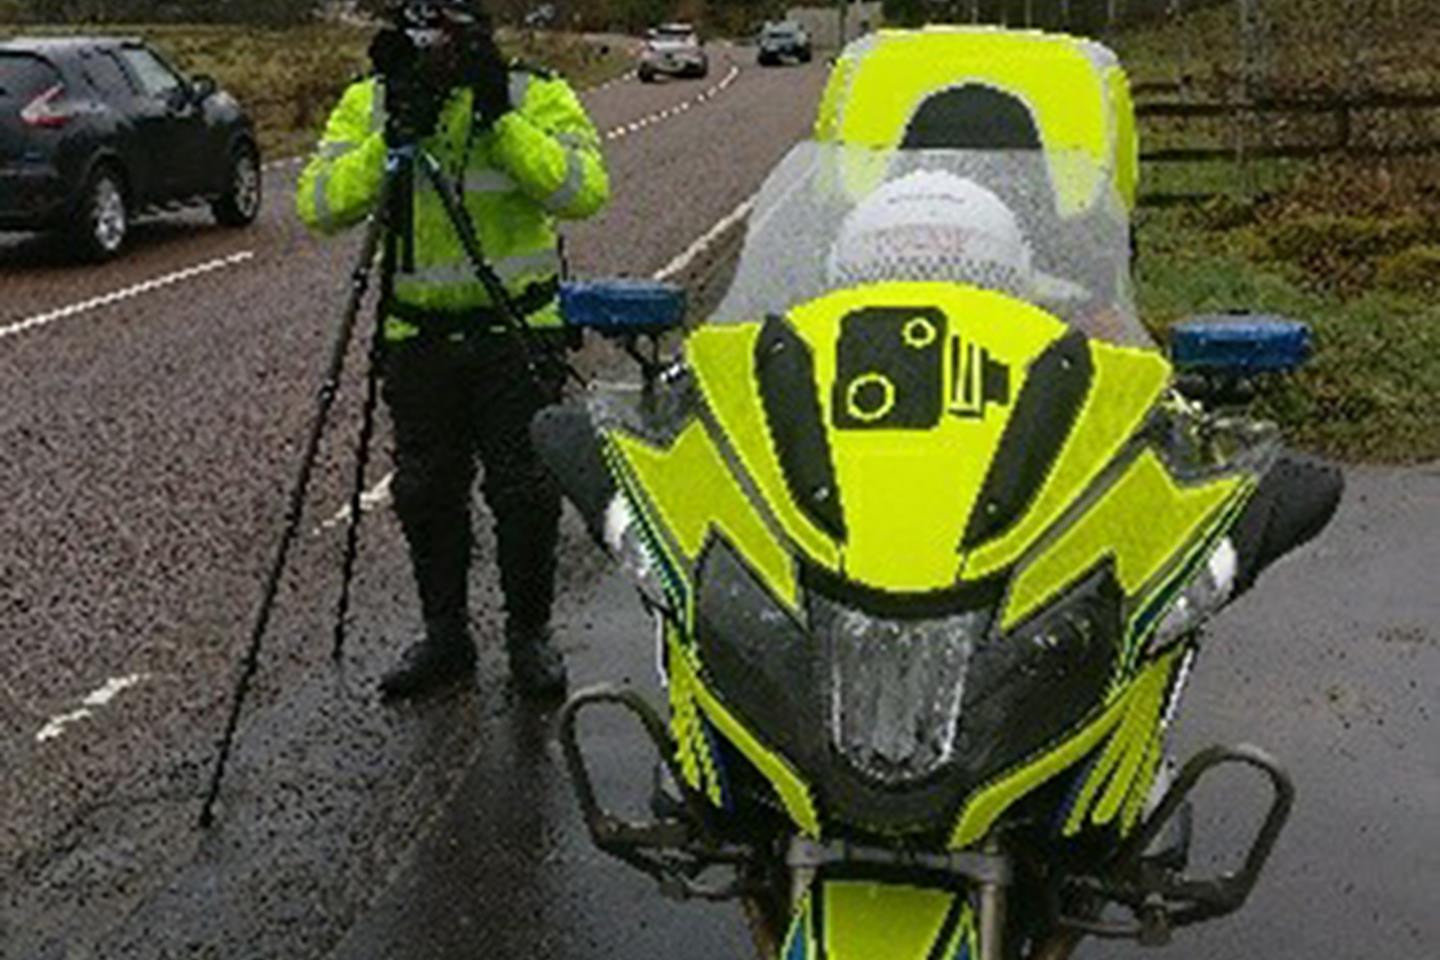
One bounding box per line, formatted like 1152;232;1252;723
297;68;609;339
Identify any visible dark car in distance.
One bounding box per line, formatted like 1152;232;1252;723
0;37;260;260
757;20;812;66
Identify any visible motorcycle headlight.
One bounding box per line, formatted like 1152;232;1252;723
812;595;989;787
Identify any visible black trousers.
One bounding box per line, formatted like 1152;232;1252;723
381;330;565;635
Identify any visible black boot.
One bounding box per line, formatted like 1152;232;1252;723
505;621;567;699
380;617;477;701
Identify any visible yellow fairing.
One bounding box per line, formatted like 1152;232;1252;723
608;421;799;610
690;282;1070;593
607;281;1252;847
961;341;1170;580
814;28;1136;216
782;881;977;960
1002;451;1247;631
687;325;843;571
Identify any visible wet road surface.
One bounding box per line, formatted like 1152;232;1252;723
3;41;1437;960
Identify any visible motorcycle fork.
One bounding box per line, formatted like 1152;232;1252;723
977;835;1009;960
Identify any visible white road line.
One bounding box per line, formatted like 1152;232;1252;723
35;673;149;743
654;193;756;282
317;471;394;533
0;251;256;343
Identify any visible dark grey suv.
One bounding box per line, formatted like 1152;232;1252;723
0;37;260;260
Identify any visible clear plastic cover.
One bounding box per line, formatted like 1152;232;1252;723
713;142;1153;349
814;594;989;786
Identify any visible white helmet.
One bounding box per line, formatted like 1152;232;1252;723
827;170;1037;299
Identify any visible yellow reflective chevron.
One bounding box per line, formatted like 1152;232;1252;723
1061;649;1174;835
687;325;842;571
950;650;1182;848
962;342;1171;579
815;28;1135;216
665;626;725;807
783;282;1067;592
608;421;798;609
668;631;821;837
1002;451;1246;631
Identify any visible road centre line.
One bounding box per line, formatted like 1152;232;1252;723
602;62;740;143
0;251;256;343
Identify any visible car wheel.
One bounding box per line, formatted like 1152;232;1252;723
638;66;655;83
799;48;813;63
758;53;775;66
213;140;261;227
72;165;128;262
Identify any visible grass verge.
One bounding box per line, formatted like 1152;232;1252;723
1138;205;1440;463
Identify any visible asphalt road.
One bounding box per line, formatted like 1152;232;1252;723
2;42;1437;960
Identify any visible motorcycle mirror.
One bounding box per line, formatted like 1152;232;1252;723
1169;314;1312;377
560;279;687;338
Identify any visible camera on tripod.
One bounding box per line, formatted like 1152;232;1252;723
368;25;450;145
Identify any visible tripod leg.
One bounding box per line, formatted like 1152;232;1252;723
198;169;397;829
331;246;393;662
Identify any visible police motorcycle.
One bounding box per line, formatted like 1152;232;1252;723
536;31;1341;960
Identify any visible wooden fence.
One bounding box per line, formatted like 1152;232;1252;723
1134;88;1440;203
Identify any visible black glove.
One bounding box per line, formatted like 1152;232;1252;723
467;32;511;128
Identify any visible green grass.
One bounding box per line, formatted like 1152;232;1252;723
0;23;632;158
1137;203;1440;464
1112;1;1440;463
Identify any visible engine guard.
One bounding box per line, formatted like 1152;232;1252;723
1055;744;1295;946
556;684;762;901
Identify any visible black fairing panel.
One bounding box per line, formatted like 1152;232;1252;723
531;402;615;543
696;538;821;773
954;567;1121;777
963;330;1094;549
755;314;847;541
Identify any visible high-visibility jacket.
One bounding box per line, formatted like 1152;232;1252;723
297;67;609;340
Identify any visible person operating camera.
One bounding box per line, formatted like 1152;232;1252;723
297;0;609;700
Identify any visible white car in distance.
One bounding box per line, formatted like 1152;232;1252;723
638;23;708;82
